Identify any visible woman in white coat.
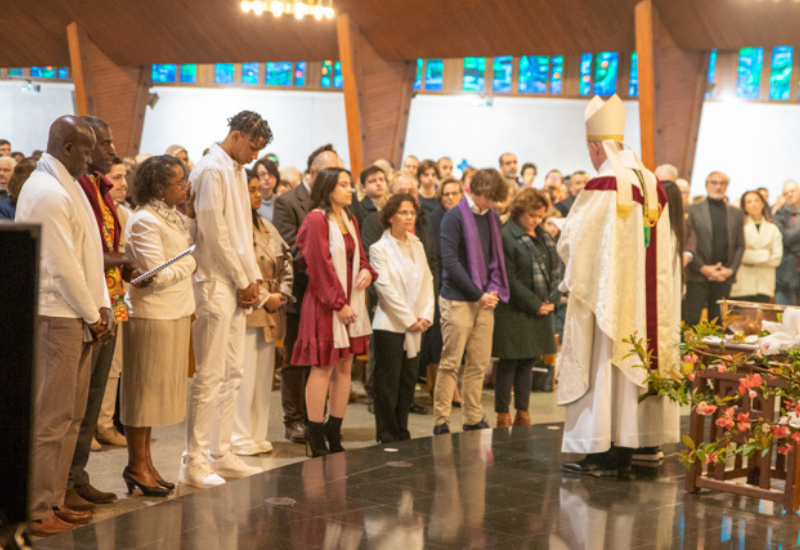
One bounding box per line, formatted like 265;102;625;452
369;193;434;443
731;190;783;303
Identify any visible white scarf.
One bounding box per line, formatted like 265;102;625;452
381;230;425;358
326;210;371;348
39;153;107;338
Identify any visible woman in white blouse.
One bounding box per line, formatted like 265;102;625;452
122;155;196;496
731;190;783;303
369;193;434;442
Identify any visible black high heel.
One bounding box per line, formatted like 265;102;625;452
157;479;175;491
324;416;346;454
123;468;170;497
305;421;331;458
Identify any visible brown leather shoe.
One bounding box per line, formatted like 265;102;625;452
74;483;117;504
496;413;512;428
65;488;96;512
285;421;306;443
52;506;92;525
513;410;531;426
29;515;77;537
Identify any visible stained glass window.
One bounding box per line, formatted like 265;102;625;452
151;64;177;83
463;57;486;92
492;56;512;93
31;66;57;78
736;47;763;99
265;62;292;86
333;61;343;89
321;60;342;88
579;53;593;96
706;49;717;99
294;62;306;86
414;58;423;91
518;56;549;94
629;52;639;97
58;67;69;79
593;52;618;96
242;62;260;85
425;59;443;91
769;46;792;101
214;63;235;85
550;55;564;95
8;68;23;76
179;64;196;84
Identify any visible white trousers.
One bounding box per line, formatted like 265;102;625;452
184;280;246;459
233;328;276;446
97;325;124;432
562;322;680;454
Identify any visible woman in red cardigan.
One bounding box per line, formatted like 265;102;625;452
292;167;377;457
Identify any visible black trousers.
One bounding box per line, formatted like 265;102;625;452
683;281;732;328
281;312;310;427
68;329;117;489
373;330;419;443
732;294;770;304
494;358;535;413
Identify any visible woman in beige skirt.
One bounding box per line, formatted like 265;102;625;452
122;155;196;496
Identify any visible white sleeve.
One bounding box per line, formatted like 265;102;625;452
129;216;196;289
39;194;102;324
194;169;250;289
370;243;418;329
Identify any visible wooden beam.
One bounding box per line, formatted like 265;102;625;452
337;13;415;176
635;0;708;180
66;21;151;157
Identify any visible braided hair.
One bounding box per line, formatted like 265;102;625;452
227;110;274;146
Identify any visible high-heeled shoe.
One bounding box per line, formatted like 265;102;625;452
123;468;170;497
157;478;175;491
324;416;346;454
305;421;331;458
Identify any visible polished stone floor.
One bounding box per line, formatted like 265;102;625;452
35;419;800;549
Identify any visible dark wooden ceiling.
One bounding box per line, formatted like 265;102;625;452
3;0;800;67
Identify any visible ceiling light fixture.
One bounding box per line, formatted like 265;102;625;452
241;0;334;20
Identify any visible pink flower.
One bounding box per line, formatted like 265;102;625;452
762;423;771;433
737;422;751;431
749;390;758;399
716;417;734;430
683;354;699;363
792;432;800;444
696;402;718;416
717;364;728;373
688;373;696;382
704;452;719;464
773;426;791;439
779;444;793;456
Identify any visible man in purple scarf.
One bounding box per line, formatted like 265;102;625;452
433;168;509;434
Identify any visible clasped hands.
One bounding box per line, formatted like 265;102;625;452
700;263;734;282
88;307;116;345
237;281;262;308
479;291;500;310
335;269;373;325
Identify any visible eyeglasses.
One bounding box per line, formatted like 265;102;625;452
168;181;189;189
396;210;417;218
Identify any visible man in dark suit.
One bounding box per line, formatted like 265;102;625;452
272;144;340;443
683;171;745;327
351;165;387;228
555;171;590;217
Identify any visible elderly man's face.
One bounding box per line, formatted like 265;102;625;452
784;182;800;208
706;174;728;201
0;159;15;187
438;158;453;178
499;154;518;178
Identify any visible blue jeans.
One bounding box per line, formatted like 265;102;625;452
775;287;800;306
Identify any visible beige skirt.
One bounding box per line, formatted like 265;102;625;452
121;316;191;427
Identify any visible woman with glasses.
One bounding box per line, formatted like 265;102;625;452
122;155;195;495
369;193;434;442
492;188;563;427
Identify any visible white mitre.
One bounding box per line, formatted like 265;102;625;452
584;94;658;222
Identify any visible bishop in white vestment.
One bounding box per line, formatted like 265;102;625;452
558;95;680;475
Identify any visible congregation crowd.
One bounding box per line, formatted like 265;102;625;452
2;108;799;537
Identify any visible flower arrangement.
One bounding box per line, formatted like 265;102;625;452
625;319;800;469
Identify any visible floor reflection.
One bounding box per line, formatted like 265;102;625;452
34;424;800;550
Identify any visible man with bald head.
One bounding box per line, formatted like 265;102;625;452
402;155;419;176
16;116;115;536
274;143;341;443
0;155;16;200
775;180;800;305
438;156;453;179
499;152;522;187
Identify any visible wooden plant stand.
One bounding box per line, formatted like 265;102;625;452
686;366;800;512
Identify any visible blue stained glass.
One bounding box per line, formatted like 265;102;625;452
550;55;563;95
770;46;792;101
215;63;235;85
57;67;69;79
333;61;343;89
151;64;177;83
414;58;423;91
265;62;292;86
294;62;306;86
242;62;260;85
32;66;57;78
706;48;717;98
8;68;23;76
492;56;512;93
321;60;334;88
593;52;618;96
629;52;639;97
736;47;763;99
425;59;443;91
579;53;593;96
179;64;196;84
463;57;486;92
519;56;549;94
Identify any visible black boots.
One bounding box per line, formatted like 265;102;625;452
325;416;346;454
562;445;634;476
305;421;331;458
532;363;554;392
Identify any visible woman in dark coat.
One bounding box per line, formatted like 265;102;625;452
492;188;564;427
